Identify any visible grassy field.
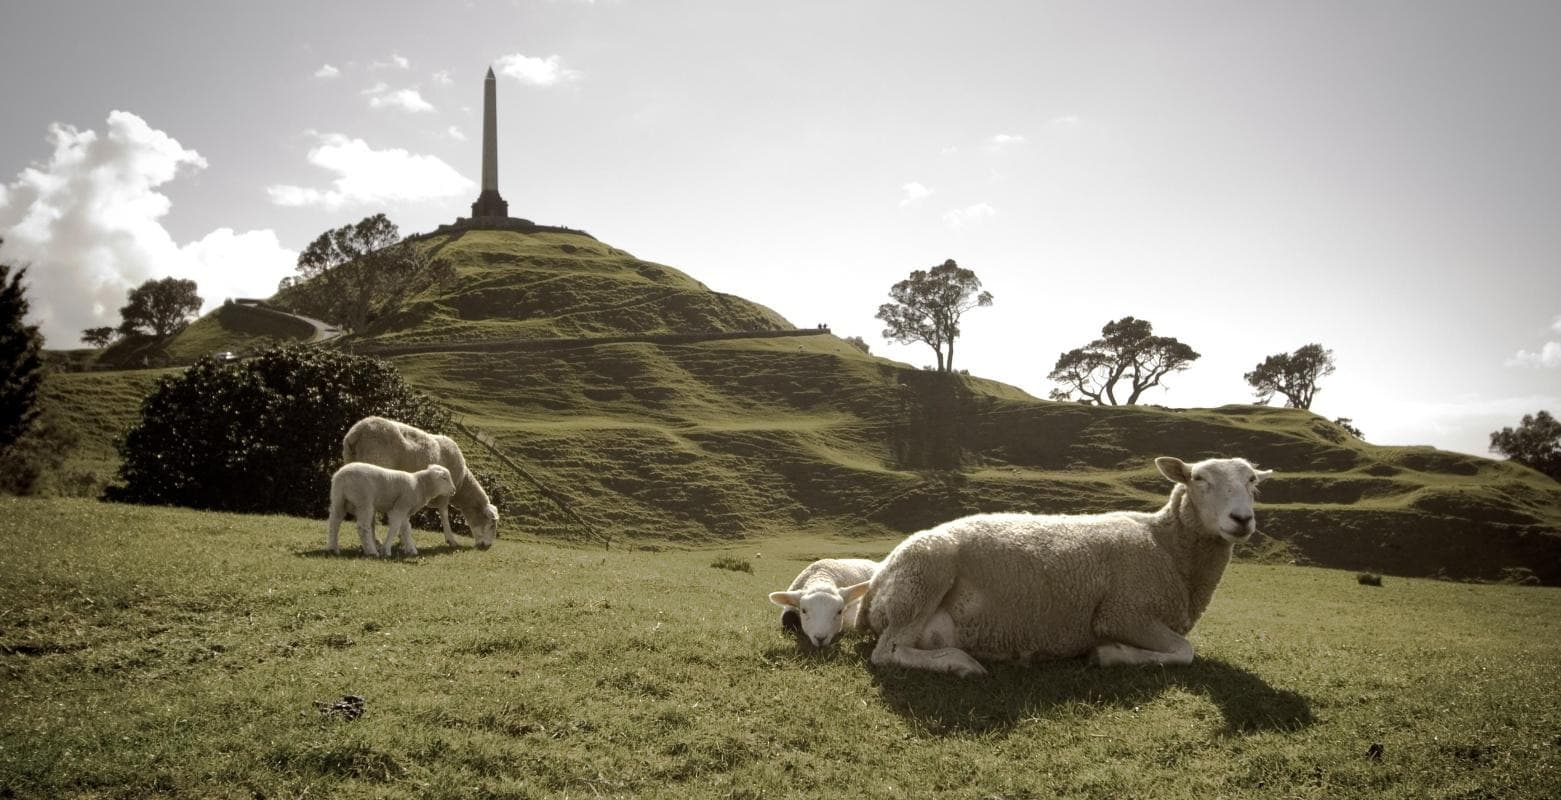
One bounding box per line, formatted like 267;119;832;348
2;497;1558;799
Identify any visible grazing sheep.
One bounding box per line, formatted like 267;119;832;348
863;456;1272;677
769;558;879;647
342;416;500;549
327;463;456;557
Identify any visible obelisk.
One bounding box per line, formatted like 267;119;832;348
471;66;509;219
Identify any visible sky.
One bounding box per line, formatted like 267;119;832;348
1;0;1557;458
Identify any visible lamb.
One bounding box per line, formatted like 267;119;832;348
862;456;1272;677
342;416;500;549
327;462;457;557
768;558;879;647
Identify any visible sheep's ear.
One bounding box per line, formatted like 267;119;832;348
1155;457;1193;485
1254;468;1274;484
839;580;871;604
769;590;802;609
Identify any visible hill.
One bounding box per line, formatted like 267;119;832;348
36;226;1561;584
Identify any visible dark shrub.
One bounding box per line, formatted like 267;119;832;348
109;344;448;517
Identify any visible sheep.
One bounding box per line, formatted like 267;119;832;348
342;416;500;549
327;463;457;557
862;456;1272;677
768;558;879;647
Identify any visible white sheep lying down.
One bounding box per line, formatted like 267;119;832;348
863;456;1272;677
327;462;456;557
343;416;499;549
769;558;878;647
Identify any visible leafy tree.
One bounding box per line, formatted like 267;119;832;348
1333;417;1364;438
1047;317;1199;405
292;213;427;332
82;326;116;348
1489;410;1561;481
875;259;993;373
118;277;203;337
1245;343;1335;409
843;335;871;355
1;243;46;455
109;345;449;516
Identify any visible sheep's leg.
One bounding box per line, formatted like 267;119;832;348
868;553;986;677
389;511;418;557
1090;621;1194;667
435;497;458;547
327;500;344;554
356;514;380;558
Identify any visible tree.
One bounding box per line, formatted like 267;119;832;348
1333;417;1364;438
109;345;449;516
1245;343;1335;409
875;259;993;373
1047;317;1200;405
843;335;871;355
82;326;116;348
118;277;203;337
293;213;423;332
1;242;46;455
1489;410;1561;481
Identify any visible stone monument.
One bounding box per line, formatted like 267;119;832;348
470;67;509;220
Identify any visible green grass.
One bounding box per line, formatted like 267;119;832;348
2;497;1558;798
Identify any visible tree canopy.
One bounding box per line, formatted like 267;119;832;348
109;345;450;516
0;243;45;455
1047;317;1199;405
81;326;116;349
875;259;993;373
290;213;431;333
1244;343;1336;409
1490;410;1560;481
118;277;203;337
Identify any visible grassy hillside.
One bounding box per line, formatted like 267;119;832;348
31;227;1561;584
2;498;1558;799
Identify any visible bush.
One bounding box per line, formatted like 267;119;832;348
108;345;448;516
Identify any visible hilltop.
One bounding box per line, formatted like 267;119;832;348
38;226;1561;584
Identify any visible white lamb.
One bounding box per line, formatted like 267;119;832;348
342;416;500;549
863;456;1272;677
327;462;457;557
769;558;878;647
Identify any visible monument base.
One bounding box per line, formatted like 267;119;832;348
471;190;509;219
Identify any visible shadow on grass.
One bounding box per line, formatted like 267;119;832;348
849;639;1313;736
295;542;478;560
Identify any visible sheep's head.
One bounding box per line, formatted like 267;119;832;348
425;465;457;498
1156;456;1272;543
471;504;499;549
768;581;870;648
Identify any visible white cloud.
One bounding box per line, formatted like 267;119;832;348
495;52;580;86
372;53;411;70
0;111;295;346
364;83;435;113
988;133;1027;149
266;133;475;210
446;126;467;142
314;64;341;79
1048;115;1081;127
1505;315;1561;368
899;181;932;207
942;202;997;228
432;70;454;87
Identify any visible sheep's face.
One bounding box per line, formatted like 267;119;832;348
768;581;870;648
1157;456;1272;543
471;504;499;549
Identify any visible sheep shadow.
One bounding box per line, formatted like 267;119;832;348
295;542;478;561
860;640;1313;737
